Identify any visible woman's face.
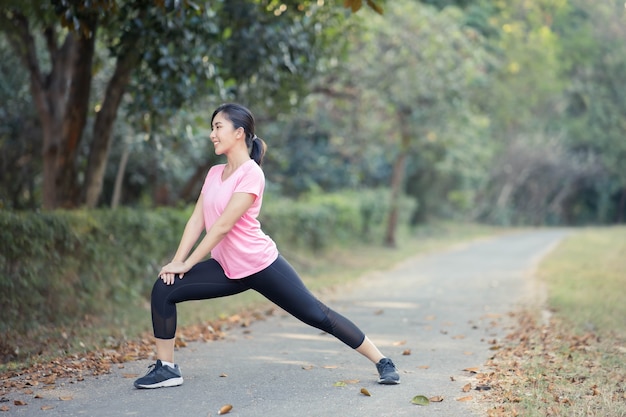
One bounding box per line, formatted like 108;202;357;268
210;111;244;155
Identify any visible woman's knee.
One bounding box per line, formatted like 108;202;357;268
151;277;170;302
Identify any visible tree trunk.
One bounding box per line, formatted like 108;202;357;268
57;19;98;208
384;110;412;247
84;42;141;208
2;13;75;209
617;187;626;223
178;161;213;202
111;139;131;209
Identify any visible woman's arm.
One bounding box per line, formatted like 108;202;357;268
172;193;206;263
159;192;255;284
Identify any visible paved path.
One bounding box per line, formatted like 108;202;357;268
2;229;568;417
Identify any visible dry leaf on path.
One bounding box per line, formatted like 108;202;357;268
217;404;232;415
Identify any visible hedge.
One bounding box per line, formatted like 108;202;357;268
0;189;415;337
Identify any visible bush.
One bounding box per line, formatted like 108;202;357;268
0;208;189;336
0;189;415;360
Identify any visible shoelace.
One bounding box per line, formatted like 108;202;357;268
142;363;156;376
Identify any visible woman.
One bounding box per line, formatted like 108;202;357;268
134;103;400;389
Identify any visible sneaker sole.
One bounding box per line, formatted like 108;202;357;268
377;378;400;385
134;377;184;389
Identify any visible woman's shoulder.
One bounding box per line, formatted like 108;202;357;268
241;159;263;176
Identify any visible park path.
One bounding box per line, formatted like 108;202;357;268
2;229;568;417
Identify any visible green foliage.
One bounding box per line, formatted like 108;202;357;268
0;38;40;210
261;188;414;250
0;208;188;337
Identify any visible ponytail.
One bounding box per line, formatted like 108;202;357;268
249;135;267;166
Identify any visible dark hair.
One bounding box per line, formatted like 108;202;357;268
211;103;267;166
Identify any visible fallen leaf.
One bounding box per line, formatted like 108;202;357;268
41;405;54;410
418;365;430;369
333;381;347;387
392;340;407;346
429;396;444;402
42;376;56;385
14;400;27;406
217;404;232;415
462;383;472;392
122;374;138;379
342;379;359;384
219;373;228;377
411;395;430;406
360;388;371;396
457;396;473;402
402;349;411;355
0;405;9;411
463;367;480;374
323;365;338;369
59;396;73;401
301;365;314;371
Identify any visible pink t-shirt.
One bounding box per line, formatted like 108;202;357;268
200;159;278;278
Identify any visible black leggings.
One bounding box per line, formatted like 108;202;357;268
150;255;366;349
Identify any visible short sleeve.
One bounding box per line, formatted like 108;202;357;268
233;162;264;198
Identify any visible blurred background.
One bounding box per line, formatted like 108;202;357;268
1;0;624;227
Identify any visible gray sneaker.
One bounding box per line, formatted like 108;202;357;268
376;358;400;385
134;360;184;389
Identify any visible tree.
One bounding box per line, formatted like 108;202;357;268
345;1;492;245
555;0;626;222
0;0;355;209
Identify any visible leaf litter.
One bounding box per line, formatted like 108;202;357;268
0;308;274;412
473;310;626;417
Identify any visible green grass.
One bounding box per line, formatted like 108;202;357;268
541;227;626;336
486;226;626;417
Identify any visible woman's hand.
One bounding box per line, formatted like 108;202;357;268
159;261;191;285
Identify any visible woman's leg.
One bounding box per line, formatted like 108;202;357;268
246;255;380;361
246;255;399;384
150;259;248;361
